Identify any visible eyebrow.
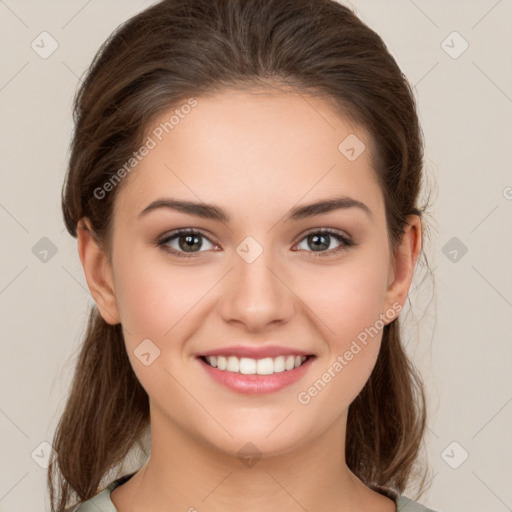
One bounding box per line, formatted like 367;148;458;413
138;195;373;222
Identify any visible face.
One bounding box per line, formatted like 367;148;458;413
81;88;417;459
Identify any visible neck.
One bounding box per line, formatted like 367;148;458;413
111;406;390;512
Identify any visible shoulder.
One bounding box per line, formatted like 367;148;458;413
396;494;441;512
64;472;136;511
68;479;442;512
64;483;118;512
369;484;440;512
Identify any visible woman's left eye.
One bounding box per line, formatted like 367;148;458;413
157;228;354;258
294;229;354;257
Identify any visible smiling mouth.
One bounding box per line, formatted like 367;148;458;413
199;354;313;375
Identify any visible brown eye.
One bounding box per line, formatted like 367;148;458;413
158;229;215;257
295;229;353;257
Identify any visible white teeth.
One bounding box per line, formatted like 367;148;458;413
226;356;240;372
256;357;274;375
217;356;227;370
204;354;308;375
239;357;257;374
273;356;285;372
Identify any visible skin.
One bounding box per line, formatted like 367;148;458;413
78;88;422;512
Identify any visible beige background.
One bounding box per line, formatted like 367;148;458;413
1;1;511;511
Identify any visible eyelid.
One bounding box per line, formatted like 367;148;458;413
292;228;354;257
157;227;354;257
296;226;352;243
156;228;218;257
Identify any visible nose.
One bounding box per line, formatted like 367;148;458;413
218;243;296;332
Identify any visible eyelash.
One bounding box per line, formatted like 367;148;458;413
156;228;354;259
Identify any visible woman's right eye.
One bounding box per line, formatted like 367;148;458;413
157;229;216;258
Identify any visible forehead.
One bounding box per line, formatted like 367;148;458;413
113;88;383;223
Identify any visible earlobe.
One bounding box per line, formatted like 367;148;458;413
383;215;422;316
77;218;121;325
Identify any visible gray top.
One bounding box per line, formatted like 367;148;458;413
70;473;440;512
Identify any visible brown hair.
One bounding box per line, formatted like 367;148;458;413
50;0;432;509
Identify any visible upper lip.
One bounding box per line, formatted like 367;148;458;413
198;345;314;359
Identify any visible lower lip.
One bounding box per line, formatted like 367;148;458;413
197;356;314;394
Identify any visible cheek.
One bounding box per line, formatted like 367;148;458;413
304;254;390;345
113;252;216;346
112;254;219;376
296;254;389;409
112;258;214;395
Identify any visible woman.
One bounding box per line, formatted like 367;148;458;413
49;0;438;510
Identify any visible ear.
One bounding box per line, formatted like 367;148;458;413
383;214;423;316
77;218;121;325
